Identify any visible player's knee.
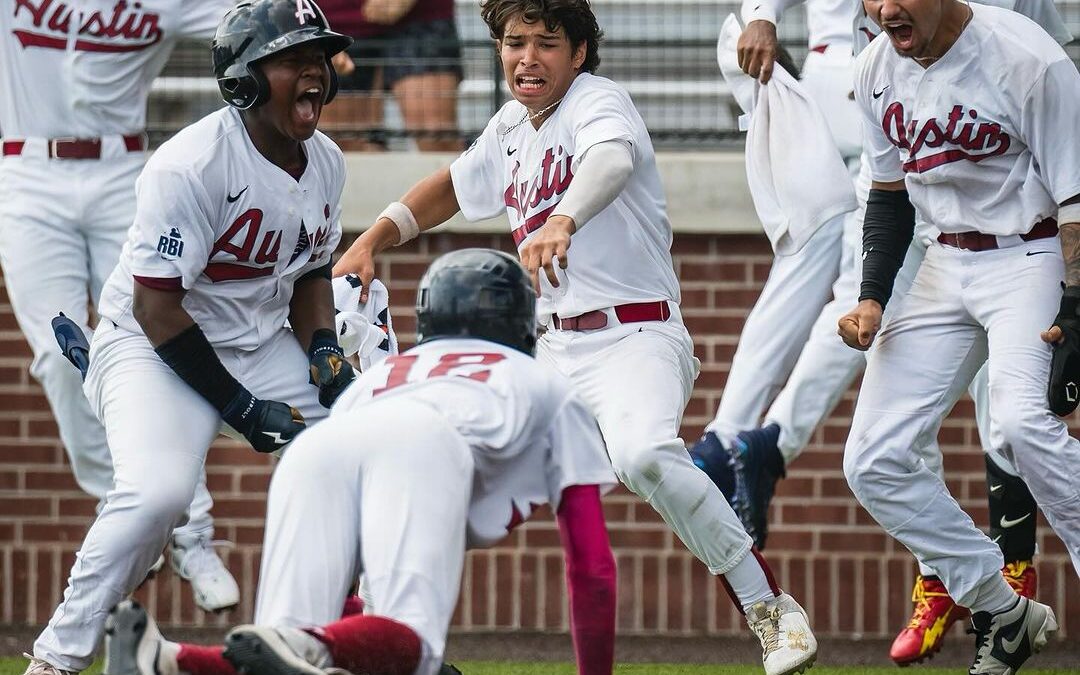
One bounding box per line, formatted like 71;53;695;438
608;437;674;495
842;439;877;499
123;479;197;528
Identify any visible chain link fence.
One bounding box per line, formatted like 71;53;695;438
150;0;1080;149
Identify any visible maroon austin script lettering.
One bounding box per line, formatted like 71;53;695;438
13;0;163;52
882;102;1011;173
505;145;575;245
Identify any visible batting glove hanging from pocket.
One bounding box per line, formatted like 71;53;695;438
1048;286;1080;416
309;328;356;408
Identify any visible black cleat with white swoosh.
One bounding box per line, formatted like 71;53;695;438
968;596;1057;674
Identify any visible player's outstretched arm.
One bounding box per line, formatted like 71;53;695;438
333;167;460;302
556;484;617;675
290;264;355;408
134;283;306;453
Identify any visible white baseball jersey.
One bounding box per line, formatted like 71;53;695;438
449;72;680;321
97;106;346;349
333;338;617;549
855;4;1080;236
0;0;230;138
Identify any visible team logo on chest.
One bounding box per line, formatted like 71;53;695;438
504;145;574;245
206;208;282;282
882;102;1011;173
12;0;163;52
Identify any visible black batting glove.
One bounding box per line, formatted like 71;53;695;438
309;328;355;408
1049;286;1080;416
222;389;306;453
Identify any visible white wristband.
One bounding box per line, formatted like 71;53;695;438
1059;202;1080;226
379;201;420;246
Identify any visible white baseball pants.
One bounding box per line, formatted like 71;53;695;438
538;310;754;574
844;239;1080;608
0;155;216;529
33;323;327;672
256;399;472;675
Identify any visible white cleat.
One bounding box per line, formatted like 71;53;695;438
103;600;179;675
170;534;240;613
969;596;1058;675
21;655;76;675
746;593;818;675
223;625;333;675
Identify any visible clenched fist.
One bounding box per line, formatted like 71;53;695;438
309;328;356;407
223;392;306;453
838;299;884;351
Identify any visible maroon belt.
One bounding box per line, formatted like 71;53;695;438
810;44;829;54
2;134;146;159
936;217;1058;252
552;301;671;331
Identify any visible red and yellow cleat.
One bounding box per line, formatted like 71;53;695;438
1002;560;1037;599
889;575;970;666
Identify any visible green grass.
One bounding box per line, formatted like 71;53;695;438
3;658;1078;675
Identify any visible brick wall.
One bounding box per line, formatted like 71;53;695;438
1;232;1076;640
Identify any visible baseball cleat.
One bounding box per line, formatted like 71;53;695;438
890;575;968;666
1002;560;1037;599
746;593;817;675
968;596;1057;674
688;431;756;540
734;423;785;550
223;625;332;675
20;655;75;675
103;600;179;675
169;534;240;613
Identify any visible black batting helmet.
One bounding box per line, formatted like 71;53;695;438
417;249;537;355
212;0;352;110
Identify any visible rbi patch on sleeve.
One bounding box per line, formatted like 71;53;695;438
157;227;185;261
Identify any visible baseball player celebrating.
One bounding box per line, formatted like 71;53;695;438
0;0;241;611
22;3;356;675
102;249;618;675
334;0;818;672
694;0;1070;665
839;0;1080;670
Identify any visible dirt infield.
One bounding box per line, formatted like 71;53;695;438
3;627;1079;669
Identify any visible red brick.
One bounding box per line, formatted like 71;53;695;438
679;261;749;283
57;497;96;518
0;496;52;517
607;527;668;550
782;503;852;526
23;523;89;542
23;469;80;492
0;443;57;464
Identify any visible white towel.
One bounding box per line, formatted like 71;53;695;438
332;275;398;371
717;13;857;255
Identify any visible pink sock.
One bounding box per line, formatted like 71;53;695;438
308;614;422;675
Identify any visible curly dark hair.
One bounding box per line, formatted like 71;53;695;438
480;0;603;73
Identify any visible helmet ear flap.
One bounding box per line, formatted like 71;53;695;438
218;74;261;110
248;62;272;108
324;54;340;104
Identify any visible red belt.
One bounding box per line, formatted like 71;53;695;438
810;44;829;54
2;134;146;159
552;301;671;331
936;217;1058;252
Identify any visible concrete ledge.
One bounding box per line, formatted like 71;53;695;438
342;151;762;235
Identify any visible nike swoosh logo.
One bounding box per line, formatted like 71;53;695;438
1000;513;1031;528
227;186;249;203
1026;250;1051;256
873;85;890;99
990;483;1003;492
999;603;1030;654
506;147;517;156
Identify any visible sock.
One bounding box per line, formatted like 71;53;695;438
969;574;1020;615
721;548;780;614
308;614;422;675
176;644;234;675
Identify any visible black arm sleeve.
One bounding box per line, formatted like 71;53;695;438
154;323;247;414
859;188;916;309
